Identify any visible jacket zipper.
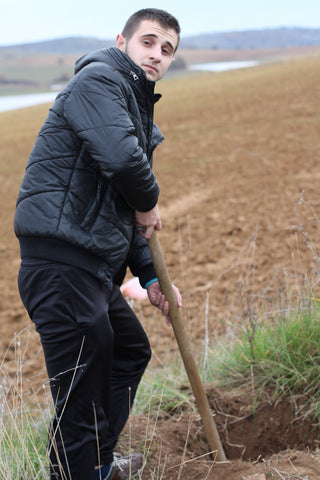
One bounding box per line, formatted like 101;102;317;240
130;71;139;81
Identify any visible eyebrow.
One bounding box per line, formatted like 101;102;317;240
141;33;175;53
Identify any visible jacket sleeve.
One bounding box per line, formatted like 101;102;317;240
63;63;159;212
127;230;157;288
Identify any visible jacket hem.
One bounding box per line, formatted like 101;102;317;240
18;237;107;281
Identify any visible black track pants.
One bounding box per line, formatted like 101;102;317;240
18;259;151;480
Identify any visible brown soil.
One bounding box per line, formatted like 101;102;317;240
120;387;320;479
1;50;320;478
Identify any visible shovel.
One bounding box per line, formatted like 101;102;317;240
147;231;227;462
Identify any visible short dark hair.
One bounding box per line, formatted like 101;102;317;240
122;8;181;51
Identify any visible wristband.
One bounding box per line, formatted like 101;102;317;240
144;278;158;289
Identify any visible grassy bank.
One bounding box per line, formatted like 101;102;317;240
1;298;320;477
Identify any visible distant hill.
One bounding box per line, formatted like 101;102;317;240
1;27;320;54
180;27;320;50
0;37;114;55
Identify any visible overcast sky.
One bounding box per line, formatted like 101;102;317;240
1;0;320;46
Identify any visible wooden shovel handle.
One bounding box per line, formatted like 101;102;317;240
147;231;226;462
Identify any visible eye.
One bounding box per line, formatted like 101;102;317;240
162;44;174;56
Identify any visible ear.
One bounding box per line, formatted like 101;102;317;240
116;34;126;52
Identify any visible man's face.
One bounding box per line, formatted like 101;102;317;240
116;20;178;82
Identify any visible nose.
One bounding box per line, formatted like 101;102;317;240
149;45;162;61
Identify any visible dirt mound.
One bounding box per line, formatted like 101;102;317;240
120;386;320;479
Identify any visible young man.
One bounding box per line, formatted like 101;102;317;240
14;8;181;480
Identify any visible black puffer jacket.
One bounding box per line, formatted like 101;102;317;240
14;47;164;290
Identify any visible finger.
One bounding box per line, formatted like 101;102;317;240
176;292;183;307
136;226;146;238
172;285;183;307
154;219;162;231
158;294;166;311
152;292;162;309
162;300;169;316
137;226;152;239
144;225;155;239
139;225;154;239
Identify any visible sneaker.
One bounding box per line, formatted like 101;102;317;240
94;463;114;480
110;452;144;480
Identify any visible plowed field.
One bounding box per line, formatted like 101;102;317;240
1;50;320;478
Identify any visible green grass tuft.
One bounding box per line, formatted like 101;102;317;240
203;301;320;421
133;362;193;415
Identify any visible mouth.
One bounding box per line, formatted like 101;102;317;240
143;64;158;73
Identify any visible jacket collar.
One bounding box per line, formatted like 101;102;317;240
75;47;161;104
107;47;162;104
